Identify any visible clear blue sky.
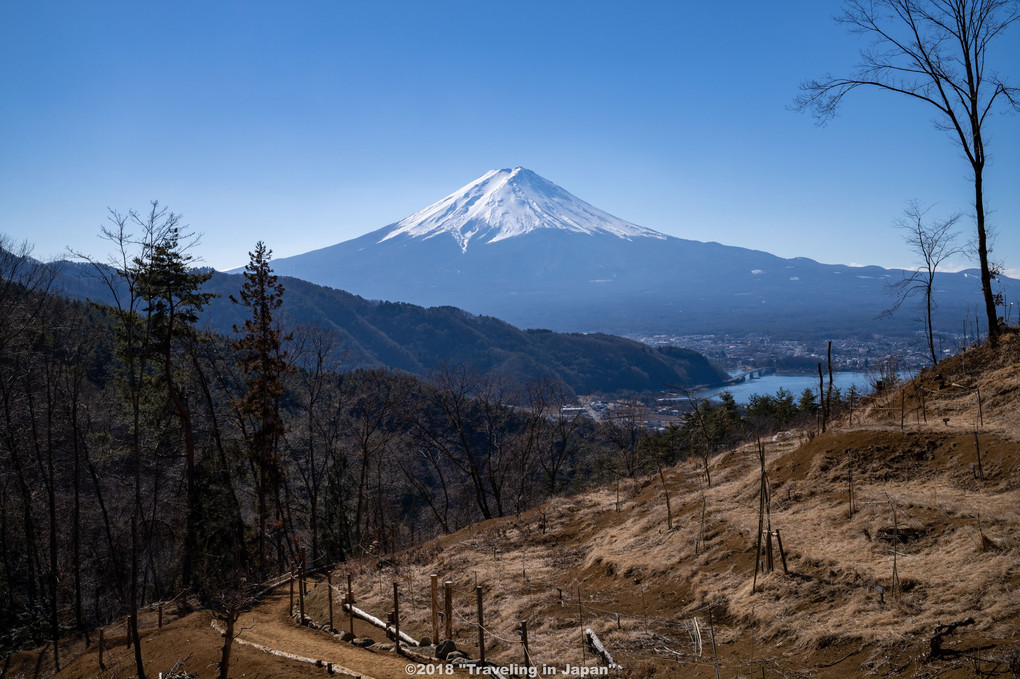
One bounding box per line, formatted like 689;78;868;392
2;1;1018;276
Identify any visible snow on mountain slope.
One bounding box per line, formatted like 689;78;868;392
378;167;668;252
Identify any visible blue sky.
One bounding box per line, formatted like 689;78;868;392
1;1;1018;276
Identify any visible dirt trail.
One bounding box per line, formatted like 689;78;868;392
233;581;464;679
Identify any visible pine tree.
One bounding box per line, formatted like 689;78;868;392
231;242;291;578
136;223;215;589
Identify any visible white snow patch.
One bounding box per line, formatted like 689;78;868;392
378;167;667;252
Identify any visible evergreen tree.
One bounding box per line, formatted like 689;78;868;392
136;222;215;588
797;388;819;415
231;242;291;578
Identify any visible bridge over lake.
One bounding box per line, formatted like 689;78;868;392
725;366;775;385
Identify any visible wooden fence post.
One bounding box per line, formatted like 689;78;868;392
393;582;401;655
298;564;305;622
521;620;531;669
327;570;334;632
847;450;855;519
476;585;485;664
578;585;586;663
347;573;355;637
974;431;984;481
158;604;163;629
430;574;439;643
98;628;105;670
444;581;453;640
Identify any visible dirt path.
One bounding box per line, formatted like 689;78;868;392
233;582;463;679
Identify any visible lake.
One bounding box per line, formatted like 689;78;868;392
693;371;880;404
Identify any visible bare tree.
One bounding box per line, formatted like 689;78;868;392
795;0;1020;344
287;323;344;566
74;203;194;679
883;201;963;365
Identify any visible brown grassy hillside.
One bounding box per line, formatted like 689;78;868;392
304;331;1020;678
6;331;1019;679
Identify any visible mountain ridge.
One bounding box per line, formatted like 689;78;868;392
41;256;728;395
268;168;1016;339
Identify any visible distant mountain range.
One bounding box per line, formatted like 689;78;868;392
47;259;726;395
266;167;1014;339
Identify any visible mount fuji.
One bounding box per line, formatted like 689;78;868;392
269;168;1006;338
376;167;666;250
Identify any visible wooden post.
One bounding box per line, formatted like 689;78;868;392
826;340;834;427
393;582;401;655
158;604;163;629
847;450;855;518
641;586;648;635
98;628;105;670
765;530;774;572
521;620;531;669
327;571;334;632
578;585;585;663
289;573;294;612
347;573;355;637
974;431;984;481
298;564;305;622
444;581;453;640
775;530;789;574
818;363;826;433
476;585;485;664
977;387;984;427
709;608;721;679
430;574;439;643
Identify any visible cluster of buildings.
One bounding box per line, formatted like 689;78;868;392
635;332;951;373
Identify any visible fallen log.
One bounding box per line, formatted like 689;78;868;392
342;602;419;647
585;628;620;669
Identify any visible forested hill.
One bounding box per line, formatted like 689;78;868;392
53;260;726;395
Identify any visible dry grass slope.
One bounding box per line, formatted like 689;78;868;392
310;330;1020;678
6;331;1019;678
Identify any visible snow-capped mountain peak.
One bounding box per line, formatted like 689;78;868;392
379;167;668;252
